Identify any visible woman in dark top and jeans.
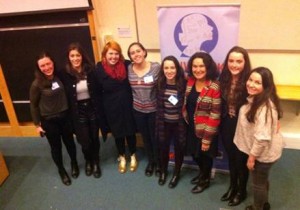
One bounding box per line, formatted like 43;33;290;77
60;43;101;178
29;52;78;186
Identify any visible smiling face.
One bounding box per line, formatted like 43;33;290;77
128;44;146;64
69;49;82;71
105;48;120;66
37;57;54;79
246;72;264;96
227;52;245;78
192;58;207;81
163;60;177;84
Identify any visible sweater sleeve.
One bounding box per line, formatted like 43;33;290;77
202;83;221;145
29;81;41;126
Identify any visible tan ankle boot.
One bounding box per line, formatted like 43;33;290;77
118;155;126;173
130;153;138;172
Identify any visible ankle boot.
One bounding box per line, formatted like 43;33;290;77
71;161;79;179
93;161;101;178
130;153;138;172
158;171;168;186
85;160;92;176
221;185;237;201
190;172;203;185
228;191;247;206
168;173;180;188
145;162;154;176
191;178;210;194
58;168;71;186
118;155;126;173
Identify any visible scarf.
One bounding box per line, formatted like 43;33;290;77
102;60;126;81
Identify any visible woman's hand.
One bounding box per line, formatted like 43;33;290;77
36;126;45;137
201;143;210;152
247;155;256;171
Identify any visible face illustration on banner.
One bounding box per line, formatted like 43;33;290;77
174;13;218;57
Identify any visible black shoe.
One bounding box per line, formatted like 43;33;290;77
191;179;210;194
263;202;271;210
221;186;237;201
158;172;168;186
190;173;202;185
58;168;71;186
155;165;161;177
93;162;101;178
85;161;92;176
168;175;180;188
245;205;255;210
145;162;154;177
71;161;79;179
228;192;247;206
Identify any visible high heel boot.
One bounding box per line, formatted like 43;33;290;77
221;185;237;201
93;160;101;178
130;153;138;172
118;155;126;173
85;160;92;176
58;168;71;186
71;160;79;179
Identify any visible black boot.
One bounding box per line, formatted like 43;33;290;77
58;168;71;186
221;185;237;201
158;171;168;186
190;171;202;185
71;161;79;179
85;160;92;176
168;173;180;189
93;160;101;178
228;191;247;206
191;178;210;194
145;162;155;177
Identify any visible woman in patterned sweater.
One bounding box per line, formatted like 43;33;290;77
155;56;186;188
182;52;221;194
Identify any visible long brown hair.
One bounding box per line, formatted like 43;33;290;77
157;55;186;94
65;42;94;82
246;67;282;123
219;46;251;111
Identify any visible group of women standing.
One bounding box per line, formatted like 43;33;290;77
30;41;284;210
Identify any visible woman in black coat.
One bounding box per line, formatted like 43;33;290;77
94;41;137;174
60;43;101;178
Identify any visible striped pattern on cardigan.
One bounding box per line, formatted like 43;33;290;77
182;77;221;145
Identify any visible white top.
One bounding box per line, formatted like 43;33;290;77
234;97;285;163
76;79;90;101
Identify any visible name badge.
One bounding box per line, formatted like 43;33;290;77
144;75;154;83
52;82;60;90
168;95;178;105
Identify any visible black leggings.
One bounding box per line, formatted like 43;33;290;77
42;115;77;170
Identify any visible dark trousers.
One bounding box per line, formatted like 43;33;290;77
159;122;184;174
115;135;137;156
193;153;213;180
133;110;158;164
251;161;273;210
41;114;77;170
221;115;249;193
75;100;100;163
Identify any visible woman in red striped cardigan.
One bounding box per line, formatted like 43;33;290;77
182;52;221;194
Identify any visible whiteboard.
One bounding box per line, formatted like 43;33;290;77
0;0;91;16
135;0;300;50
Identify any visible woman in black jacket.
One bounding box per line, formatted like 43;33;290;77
60;43;101;178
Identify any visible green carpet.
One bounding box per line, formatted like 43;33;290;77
0;137;299;210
